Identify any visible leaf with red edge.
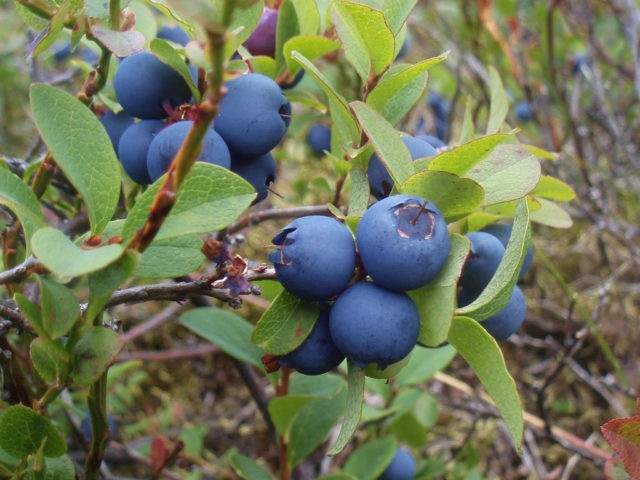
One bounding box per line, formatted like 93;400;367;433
601;401;640;480
150;437;168;474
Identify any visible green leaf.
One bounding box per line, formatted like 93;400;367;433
390;411;427;447
529;197;573;228
225;0;264;44
283;36;340;76
333;1;395;76
136;235;204;278
486;66;509;135
291;51;360;147
31;228;123;278
0;405;67;459
121;163;255;242
532;175;576;201
395;345;457;386
90;26;145;57
423;133;511;174
275;0;300;69
448;316;523;449
289;0;320;36
163;0;219;33
87;251;138;322
289;372;346;397
351;101;414;186
70;326;122;386
458;96;476;144
367;54;447;125
328;360;365;455
343;436;396;480
25;454;76;480
150;38;199;101
318;475;358;480
408;234;470;346
400;171;484;222
463;144;541;206
288;388;347;467
14;293;44;337
0;168;45;252
38;277;79;339
251;290;319;355
28;0;72;59
382;0;419;34
457;199;531;321
348;166;370;217
30;84;121;234
30;337;69;383
180;308;264;369
268;396;315;435
228;452;273;480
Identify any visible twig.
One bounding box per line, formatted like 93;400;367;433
227;205;334;234
0;255;45;284
120;303;185;344
116;343;219;363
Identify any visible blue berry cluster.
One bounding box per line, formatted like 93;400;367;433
101;25;290;204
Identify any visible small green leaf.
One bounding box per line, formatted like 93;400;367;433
180;308;264;369
31;228;123;278
251;291;319;355
351;101;414;186
268;396;315;435
343;436;396;480
529;197;573;228
458;96;476;144
28;0;72;59
136;235;204;278
464;144;541;206
395;345;457;386
283;36;340;76
390;411;427;447
448;316;523;449
288;388;347;467
0;168;45;252
330;2;371;81
382;0;419;34
328;360;365;455
90;26;145;57
14;293;44;337
228;452;273;480
367;54;447;125
225;0;264;44
424;133;511;174
532;175;576;201
150;38;199;101
121;163;255;242
486;66;509;135
30;84;121;234
87;251;138;322
289;373;346;397
457;199;531;321
318;475;358;480
348;166;370;217
30;337;69;383
39;277;79;340
0;405;67;459
163;0;219;33
400;171;484;221
25;454;76;480
408;234;470;346
71;326;122;386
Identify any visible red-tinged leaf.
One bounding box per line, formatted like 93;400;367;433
150;437;168;473
601;411;640;479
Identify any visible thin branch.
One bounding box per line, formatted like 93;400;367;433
226;204;334;235
116;343;219;363
0;255;45;284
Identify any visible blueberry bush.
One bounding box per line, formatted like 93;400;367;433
0;0;637;479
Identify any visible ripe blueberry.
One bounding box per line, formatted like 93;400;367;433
367;135;437;199
329;282;419;369
279;307;345;375
459;232;506;293
118;120;165;185
157;24;190;46
416;133;446;150
269;216;356;301
481;223;533;280
357;194;450;292
306;124;331;156
515;101;534;122
114;51;192;119
147;120;231;182
379;448;417;480
231;152;276;204
243;6;278;57
214;73;291;158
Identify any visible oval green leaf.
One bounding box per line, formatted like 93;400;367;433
39;277;79;339
343;436;396;480
0;405;67;459
328;360;365;456
70;326;122;386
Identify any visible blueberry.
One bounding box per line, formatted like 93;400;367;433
378;448;417;480
147;120;231;182
306;124;331;156
416;133;446;149
118;120;165;185
329;282;419;369
100;110;135;152
357;194;450;292
279;307;345;375
214;73;291;158
268;216;356;301
231;152;276;204
427;92;450;121
459;232;506;293
367;136;437;199
515;101;534;122
242;6;278;57
114;51;192;119
481;223;533;280
458;286;527;341
157;24;190;46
